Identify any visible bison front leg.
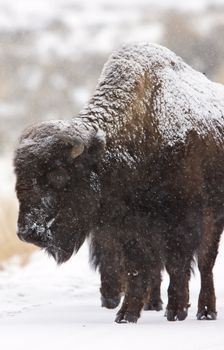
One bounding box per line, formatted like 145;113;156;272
115;239;150;323
197;268;217;321
115;269;148;323
100;265;124;309
90;236;124;309
165;260;191;321
196;211;223;320
99;249;125;309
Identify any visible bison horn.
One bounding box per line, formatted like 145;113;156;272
71;140;84;159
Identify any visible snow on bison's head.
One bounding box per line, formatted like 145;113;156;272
14;120;105;264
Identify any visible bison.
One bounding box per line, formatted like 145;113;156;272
14;43;224;323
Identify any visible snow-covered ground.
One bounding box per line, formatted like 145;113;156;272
1;239;224;350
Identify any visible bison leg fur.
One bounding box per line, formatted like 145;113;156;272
100;272;123;309
99;257;124;310
90;236;124;309
196;211;223;321
115;274;147;324
115;240;149;323
165;261;191;321
144;269;163;311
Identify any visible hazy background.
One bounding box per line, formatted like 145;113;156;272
0;0;224;263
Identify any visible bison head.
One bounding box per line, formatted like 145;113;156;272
14;120;105;264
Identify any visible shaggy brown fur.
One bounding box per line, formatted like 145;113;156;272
14;43;224;322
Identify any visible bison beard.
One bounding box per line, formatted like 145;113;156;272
14;43;224;323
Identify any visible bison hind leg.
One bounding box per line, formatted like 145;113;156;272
142;264;163;311
144;276;163;312
196;210;223;321
144;300;163;311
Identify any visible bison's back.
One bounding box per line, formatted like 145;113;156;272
96;43;224;148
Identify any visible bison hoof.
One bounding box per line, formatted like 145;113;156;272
197;309;217;320
115;311;139;324
166;308;188;321
101;295;121;309
177;309;188;321
144;300;163;311
124;312;139;323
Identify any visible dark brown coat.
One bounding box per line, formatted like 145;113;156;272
14;43;224;322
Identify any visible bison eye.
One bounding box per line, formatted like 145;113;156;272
47;168;70;190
